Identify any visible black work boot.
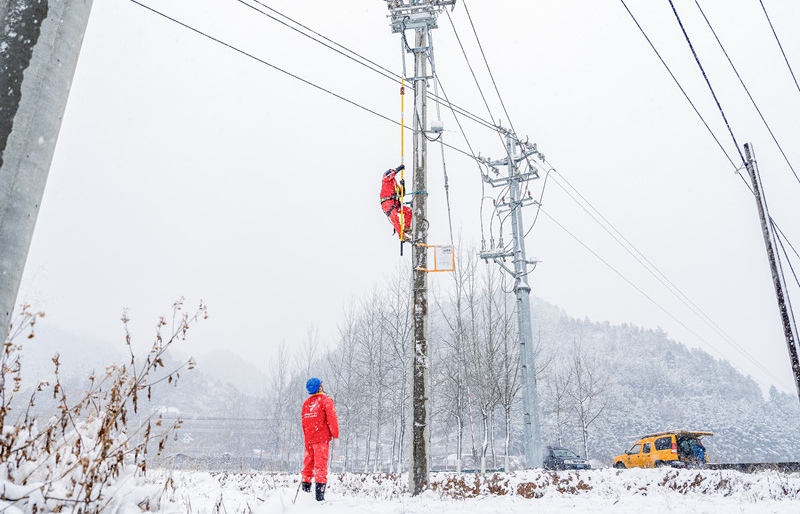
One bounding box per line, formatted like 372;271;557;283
315;482;326;501
301;482;311;493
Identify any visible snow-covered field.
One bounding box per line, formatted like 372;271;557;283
154;468;800;513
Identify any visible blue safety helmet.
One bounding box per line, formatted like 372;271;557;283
306;377;322;395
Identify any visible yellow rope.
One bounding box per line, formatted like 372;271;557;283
400;78;406;241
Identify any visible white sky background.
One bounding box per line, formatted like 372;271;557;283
18;0;800;394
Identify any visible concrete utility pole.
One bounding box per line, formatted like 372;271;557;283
479;130;544;468
0;0;94;344
409;26;430;496
743;143;800;401
386;0;454;496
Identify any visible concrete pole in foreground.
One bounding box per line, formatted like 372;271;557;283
0;0;94;344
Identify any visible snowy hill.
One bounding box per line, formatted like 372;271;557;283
528;297;800;464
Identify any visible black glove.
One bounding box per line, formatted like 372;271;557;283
396;164;405;172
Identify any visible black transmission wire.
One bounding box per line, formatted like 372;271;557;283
667;0;746;166
126;0;481;163
461;0;515;134
773;219;800;262
539;204;789;387
773;219;800;292
544;163;781;382
694;0;800;188
236;0;499;135
619;0;739;172
444;7;505;150
758;0;800;96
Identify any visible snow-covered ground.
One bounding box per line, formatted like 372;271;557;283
154;468;800;513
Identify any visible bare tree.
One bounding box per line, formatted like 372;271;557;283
566;338;607;460
381;264;412;472
263;341;301;471
433;238;477;470
295;325;321;379
494;280;521;471
326;302;364;472
544;355;572;447
465;264;505;471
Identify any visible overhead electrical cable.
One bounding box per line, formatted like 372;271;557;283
544;163;783;384
444;8;506;150
522;167;552;239
538;205;792;388
667;0;746;167
773;219;800;263
694;0;800;188
773;220;800;292
461;0;515;134
127;0;480;163
758;0;800;96
428;60;491;243
236;0;499;134
619;0;739;172
460;0;541;188
431;69;455;245
771;222;800;357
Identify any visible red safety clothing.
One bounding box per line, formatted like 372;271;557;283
302;393;339;443
380;169;412;238
301;393;339;484
302;441;330;484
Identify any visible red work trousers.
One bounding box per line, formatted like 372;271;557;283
301;441;330;484
388;205;412;238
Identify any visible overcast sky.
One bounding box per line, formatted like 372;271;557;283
18;0;800;394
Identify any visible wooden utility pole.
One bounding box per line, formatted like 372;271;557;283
0;0;94;344
743;143;800;400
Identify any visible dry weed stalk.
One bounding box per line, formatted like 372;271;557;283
0;299;206;513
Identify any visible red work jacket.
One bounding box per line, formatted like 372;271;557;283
380;170;401;215
301;393;339;444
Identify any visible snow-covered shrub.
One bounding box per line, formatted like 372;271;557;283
0;300;205;513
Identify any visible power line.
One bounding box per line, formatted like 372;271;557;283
544;163;785;385
459;0;541;188
537;205;792;389
773;219;800;292
619;0;739;172
235;0;499;135
758;0;800;96
694;0;800;189
460;0;515;133
667;0;745;166
773;219;800;263
127;0;479;163
443;8;505;150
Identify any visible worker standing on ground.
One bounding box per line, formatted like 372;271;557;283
300;378;339;502
380;164;412;239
